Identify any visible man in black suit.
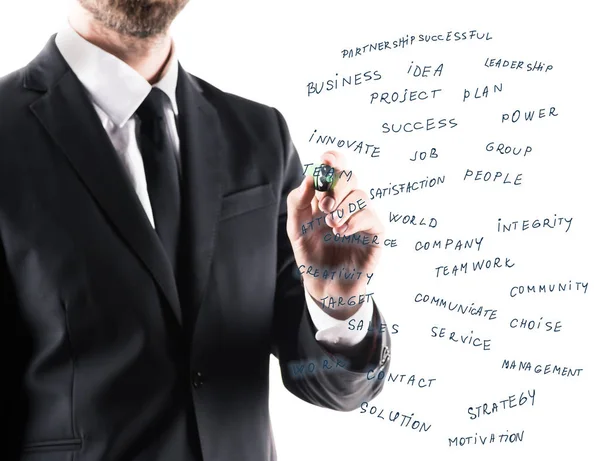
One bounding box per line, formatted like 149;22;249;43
0;0;392;459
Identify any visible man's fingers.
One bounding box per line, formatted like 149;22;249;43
324;190;383;236
318;171;357;213
313;150;355;213
336;206;384;238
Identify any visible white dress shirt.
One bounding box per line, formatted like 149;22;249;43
54;23;372;348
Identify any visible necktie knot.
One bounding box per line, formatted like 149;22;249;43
136;87;169;123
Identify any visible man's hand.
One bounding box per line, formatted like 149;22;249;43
286;150;384;320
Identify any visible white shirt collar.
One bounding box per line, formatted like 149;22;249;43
55;22;179;128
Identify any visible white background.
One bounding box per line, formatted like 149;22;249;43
1;1;598;460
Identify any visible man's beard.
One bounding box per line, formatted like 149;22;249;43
78;0;190;38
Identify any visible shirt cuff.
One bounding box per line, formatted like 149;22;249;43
304;290;374;347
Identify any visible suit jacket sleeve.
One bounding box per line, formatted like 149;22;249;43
269;108;392;412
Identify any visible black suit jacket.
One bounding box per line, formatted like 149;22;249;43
0;36;391;461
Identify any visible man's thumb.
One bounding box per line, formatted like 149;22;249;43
286;176;315;238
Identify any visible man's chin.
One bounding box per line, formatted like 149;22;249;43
79;0;188;39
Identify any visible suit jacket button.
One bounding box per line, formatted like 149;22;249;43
192;371;203;388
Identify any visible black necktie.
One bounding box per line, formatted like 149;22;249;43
136;87;181;273
137;90;202;461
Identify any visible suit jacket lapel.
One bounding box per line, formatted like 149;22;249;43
175;67;223;329
26;36;183;325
